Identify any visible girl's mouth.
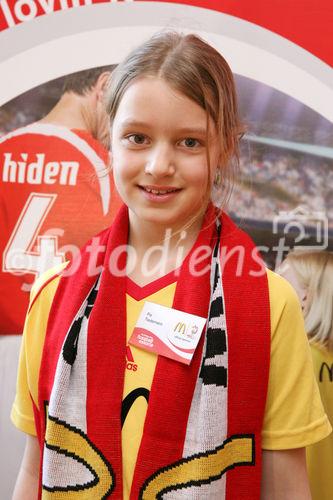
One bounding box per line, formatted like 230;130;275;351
138;185;182;201
140;186;180;195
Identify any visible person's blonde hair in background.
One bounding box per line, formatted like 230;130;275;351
281;250;333;500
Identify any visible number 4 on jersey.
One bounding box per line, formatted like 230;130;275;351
3;193;65;279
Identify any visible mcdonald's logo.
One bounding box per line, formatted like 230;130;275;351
174;322;186;334
319;362;333;382
139;434;255;499
43;404;115;498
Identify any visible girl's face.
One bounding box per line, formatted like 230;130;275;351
110;77;221;231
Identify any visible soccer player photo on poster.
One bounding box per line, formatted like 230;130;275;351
0;1;332;499
0;67;122;334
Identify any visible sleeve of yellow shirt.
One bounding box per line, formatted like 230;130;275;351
262;269;332;449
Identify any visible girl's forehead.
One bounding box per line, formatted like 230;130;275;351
119;78;199;110
114;77;216;134
120;76;183;100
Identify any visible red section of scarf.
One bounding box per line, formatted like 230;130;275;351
85;207;128;497
221;214;271;499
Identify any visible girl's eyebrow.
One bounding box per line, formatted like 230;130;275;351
119;119;150;130
119;119;207;136
174;126;207;136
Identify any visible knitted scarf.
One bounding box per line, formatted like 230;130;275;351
35;204;270;499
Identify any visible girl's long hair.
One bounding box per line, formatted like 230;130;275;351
286;250;333;351
104;30;244;214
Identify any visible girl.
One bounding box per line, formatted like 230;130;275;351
279;250;333;500
12;31;331;499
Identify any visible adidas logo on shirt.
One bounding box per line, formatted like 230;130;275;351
126;345;138;372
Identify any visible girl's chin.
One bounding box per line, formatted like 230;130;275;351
129;206;203;231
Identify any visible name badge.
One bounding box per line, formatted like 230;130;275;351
129;301;206;365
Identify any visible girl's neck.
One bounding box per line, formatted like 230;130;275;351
126;211;205;286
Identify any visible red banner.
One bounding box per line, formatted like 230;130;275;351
0;0;332;65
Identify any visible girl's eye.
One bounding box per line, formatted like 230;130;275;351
181;137;201;148
126;134;147;145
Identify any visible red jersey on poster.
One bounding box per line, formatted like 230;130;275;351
0;123;121;334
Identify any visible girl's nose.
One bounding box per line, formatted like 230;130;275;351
144;145;175;177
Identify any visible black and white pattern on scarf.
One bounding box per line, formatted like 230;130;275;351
199;220;227;388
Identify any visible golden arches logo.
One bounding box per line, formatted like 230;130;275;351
139;435;254;499
174;322;186;334
42;405;115;499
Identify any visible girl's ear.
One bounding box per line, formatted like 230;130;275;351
217;152;224;171
213;167;222;187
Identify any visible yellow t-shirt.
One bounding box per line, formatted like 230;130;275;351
11;266;331;499
306;343;333;500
